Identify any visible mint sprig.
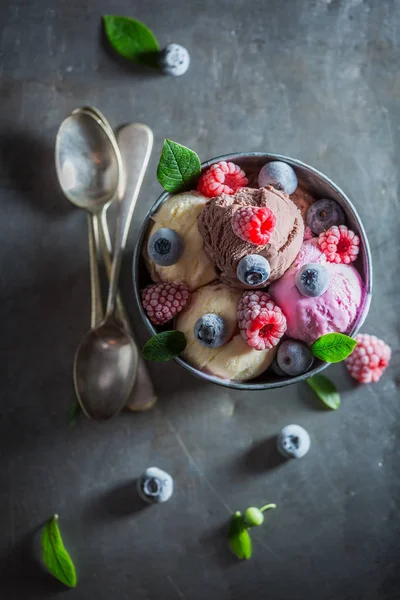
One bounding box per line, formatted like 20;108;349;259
306;374;341;410
157;139;201;192
228;503;276;560
311;333;357;363
42;515;77;588
103;16;159;64
142;330;186;362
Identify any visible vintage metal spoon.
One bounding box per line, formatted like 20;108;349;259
73;108;157;412
72;122;152;420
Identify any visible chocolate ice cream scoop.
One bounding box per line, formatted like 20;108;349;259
197;186;304;289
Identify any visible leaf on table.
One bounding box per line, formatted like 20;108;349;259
42;515;77;588
103;15;159;65
66;401;81;426
306;374;341;410
311;333;357;363
157;139;201;192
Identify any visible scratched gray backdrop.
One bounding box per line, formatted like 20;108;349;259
0;1;399;599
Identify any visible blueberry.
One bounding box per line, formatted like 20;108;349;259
258;161;298;195
137;467;174;504
277;340;314;376
306;198;346;235
295;263;329;297
148;228;184;266
158;44;190;76
277;424;310;459
236;254;270;287
194;313;228;348
271;357;287;377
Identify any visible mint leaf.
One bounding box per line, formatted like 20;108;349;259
306;374;341;410
142;330;186;362
103;16;159;64
228;512;252;560
311;333;357;363
42;515;77;588
157;139;201;192
67;401;81;426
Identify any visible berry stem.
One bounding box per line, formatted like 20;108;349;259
259;503;276;513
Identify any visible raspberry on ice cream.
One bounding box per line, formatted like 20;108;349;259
231;206;276;245
237;291;287;350
318;225;360;264
142;282;190;325
197;161;248;198
345;334;391;383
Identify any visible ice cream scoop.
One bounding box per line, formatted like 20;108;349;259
144;191;217;291
197;186;304;288
269;240;363;344
175;282;276;381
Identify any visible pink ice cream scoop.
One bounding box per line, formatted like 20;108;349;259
269;240;363;344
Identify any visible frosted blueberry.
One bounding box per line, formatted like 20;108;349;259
158;44;190;76
137;467;174;504
147;228;184;266
258;161;298;195
277;340;314;376
277;424;310;459
295;263;330;297
194;313;228;348
236;254;270;287
306;198;346;235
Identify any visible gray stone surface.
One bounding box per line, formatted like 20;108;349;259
0;0;399;598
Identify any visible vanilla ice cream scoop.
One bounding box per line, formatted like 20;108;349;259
144;191;217;291
176;282;276;381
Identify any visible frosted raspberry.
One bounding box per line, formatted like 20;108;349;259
197;161;248;198
231;206;276;245
237;291;287;350
318;225;360;264
345;333;391;384
303;226;314;241
142;282;190;325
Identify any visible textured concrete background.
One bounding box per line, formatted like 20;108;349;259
0;1;399;598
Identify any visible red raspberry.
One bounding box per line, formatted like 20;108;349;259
345;333;391;384
318;225;360;264
237;291;287;350
231;206;276;245
197;161;248;198
141;282;190;325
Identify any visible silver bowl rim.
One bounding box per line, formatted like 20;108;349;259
133;151;373;391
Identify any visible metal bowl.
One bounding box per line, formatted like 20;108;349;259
133;153;372;390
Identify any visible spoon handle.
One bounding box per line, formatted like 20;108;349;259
96;209;157;411
88;214;103;328
105;123;153;318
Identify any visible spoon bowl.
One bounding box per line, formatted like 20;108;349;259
55;112;119;212
74;320;137;420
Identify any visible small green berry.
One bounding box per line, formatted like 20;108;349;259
244;507;264;527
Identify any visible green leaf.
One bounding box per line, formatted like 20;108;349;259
66;401;81;426
103;15;159;64
228;512;252;560
311;333;357;363
142;330;187;362
157;139;202;193
42;515;77;588
306;374;341;410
